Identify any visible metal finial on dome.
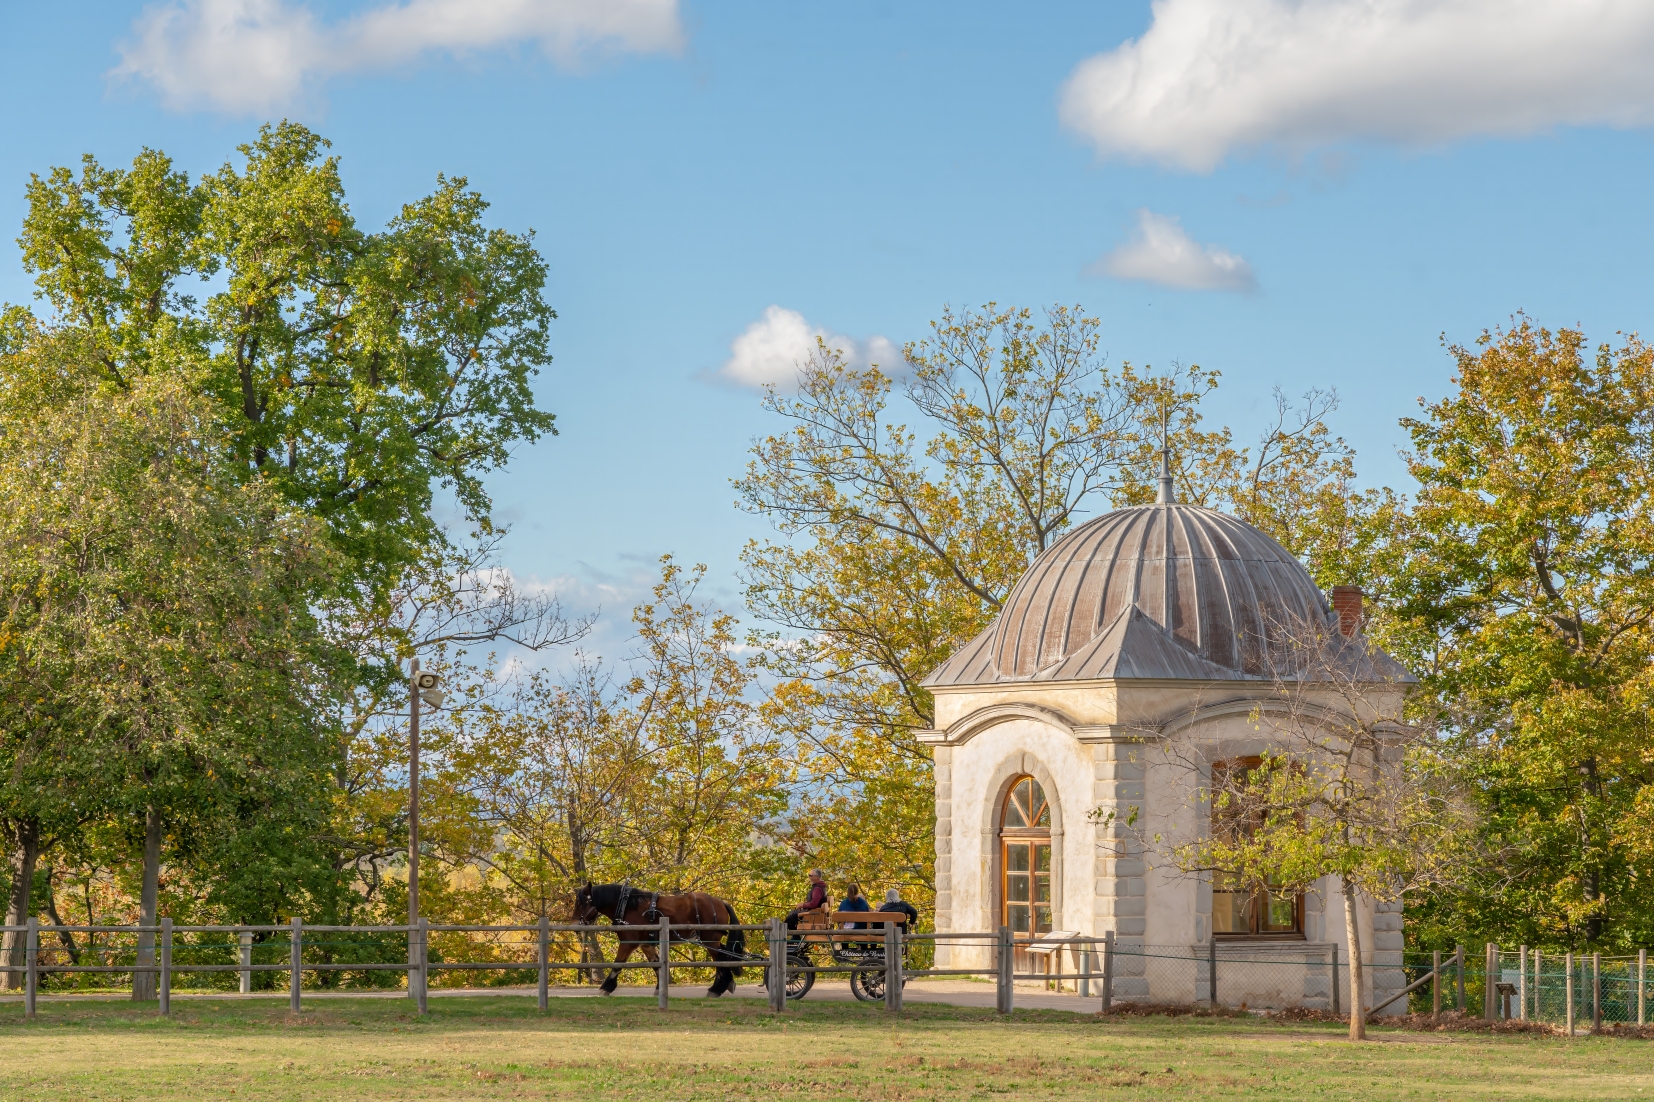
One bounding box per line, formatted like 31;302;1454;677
1155;407;1176;504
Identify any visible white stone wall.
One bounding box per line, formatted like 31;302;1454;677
928;688;1405;1010
934;716;1092;968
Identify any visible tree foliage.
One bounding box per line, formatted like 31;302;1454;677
737;303;1382;910
18;121;556;582
1379;318;1654;952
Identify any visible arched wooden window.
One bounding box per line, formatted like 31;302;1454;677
1000;775;1052;938
1210;757;1304;938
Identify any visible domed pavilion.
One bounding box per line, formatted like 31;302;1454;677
919;466;1412;1010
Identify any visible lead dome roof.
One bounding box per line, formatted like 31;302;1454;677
922;502;1409;687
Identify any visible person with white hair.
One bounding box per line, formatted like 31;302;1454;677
877;886;919;929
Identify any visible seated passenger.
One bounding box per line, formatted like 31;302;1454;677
878;887;919;929
838;883;872;930
784;868;829;931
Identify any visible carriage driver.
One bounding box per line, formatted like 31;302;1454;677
783;868;829;930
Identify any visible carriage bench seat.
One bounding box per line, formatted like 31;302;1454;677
792;909;908;945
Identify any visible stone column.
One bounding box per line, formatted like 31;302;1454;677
932;746;954;968
1091;740;1147;1000
1370;897;1405;1015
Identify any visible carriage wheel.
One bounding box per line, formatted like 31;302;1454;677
784;957;815;1001
763;956;815;1001
850;965;885;1003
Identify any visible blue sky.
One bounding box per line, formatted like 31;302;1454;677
4;1;1654;657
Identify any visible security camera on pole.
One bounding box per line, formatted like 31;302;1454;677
407;659;444;1008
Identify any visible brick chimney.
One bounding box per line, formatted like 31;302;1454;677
1331;586;1364;637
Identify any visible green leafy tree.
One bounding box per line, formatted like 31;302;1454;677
737;303;1381;909
17;121;556;585
1379;317;1654;952
1154;620;1466;1041
0;357;345;996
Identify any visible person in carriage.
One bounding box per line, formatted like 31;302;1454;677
877;887;919;928
783;868;829;930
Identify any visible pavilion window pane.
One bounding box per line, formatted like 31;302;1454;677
1033;906;1052;934
1213;890;1251;935
1009;904;1030;933
1007;843;1030;872
1033;874;1050;904
1008;873;1030;903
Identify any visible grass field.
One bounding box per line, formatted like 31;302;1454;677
2;994;1650;1100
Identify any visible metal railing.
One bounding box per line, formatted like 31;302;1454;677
6;919;1647;1032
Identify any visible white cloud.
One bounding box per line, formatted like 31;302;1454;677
113;0;683;114
1091;210;1256;292
1059;0;1654;172
715;306;901;390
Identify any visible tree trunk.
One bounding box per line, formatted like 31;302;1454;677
1343;878;1366;1041
3;820;42;992
41;870;80;965
132;805;162;1001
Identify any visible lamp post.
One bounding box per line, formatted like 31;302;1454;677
407;659;443;1003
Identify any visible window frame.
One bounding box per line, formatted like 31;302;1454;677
1209;756;1306;941
999;775;1053;940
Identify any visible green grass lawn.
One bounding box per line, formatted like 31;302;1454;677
1;995;1649;1100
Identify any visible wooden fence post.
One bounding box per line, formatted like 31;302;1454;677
1484;944;1496;1019
1534;949;1543;1022
1331;944;1340;1017
1565;952;1574;1036
289;917;302;1014
995;926;1012;1014
416;917;429;1015
1101;930;1114;1013
657;918;671;1011
1592;952;1601;1033
159;918;172;1016
239;931;252;995
1079;939;1092;999
24;916;37;1020
1432;950;1441;1019
1517;945;1527;1020
884;922;902;1013
1208;939;1218;1009
537;915;549;1011
766;918;784;1013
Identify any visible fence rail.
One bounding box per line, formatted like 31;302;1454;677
3;919;1647;1031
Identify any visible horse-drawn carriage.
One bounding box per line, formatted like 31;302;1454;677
768;907;910;1002
571;883;910;1003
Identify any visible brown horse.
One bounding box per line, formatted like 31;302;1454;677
571;882;747;997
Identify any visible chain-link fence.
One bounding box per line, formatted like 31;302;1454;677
1492;948;1650;1029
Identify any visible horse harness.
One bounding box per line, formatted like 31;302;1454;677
611;883;665;930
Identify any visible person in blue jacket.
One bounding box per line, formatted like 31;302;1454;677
838;883;872;930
